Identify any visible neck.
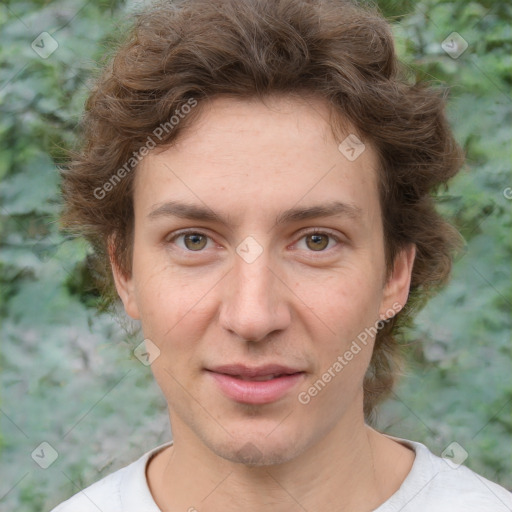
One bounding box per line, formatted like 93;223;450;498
147;410;414;511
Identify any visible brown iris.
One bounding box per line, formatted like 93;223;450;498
306;233;329;251
184;233;208;251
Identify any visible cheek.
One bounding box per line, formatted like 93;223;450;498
297;335;373;416
298;286;377;415
137;275;207;397
132;247;197;325
296;267;384;397
301;268;383;338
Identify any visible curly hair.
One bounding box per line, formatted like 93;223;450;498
61;0;464;419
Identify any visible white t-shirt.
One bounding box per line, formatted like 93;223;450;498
51;437;512;511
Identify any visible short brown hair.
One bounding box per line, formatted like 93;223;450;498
61;0;464;419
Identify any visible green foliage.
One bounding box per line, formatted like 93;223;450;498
0;0;510;509
376;0;512;487
0;2;170;510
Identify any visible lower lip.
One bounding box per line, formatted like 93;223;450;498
207;371;305;404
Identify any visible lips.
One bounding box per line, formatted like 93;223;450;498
207;363;304;379
205;363;306;404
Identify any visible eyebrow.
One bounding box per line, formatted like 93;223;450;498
147;200;363;227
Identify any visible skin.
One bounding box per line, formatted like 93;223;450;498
112;95;416;511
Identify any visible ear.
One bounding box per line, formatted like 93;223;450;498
379;244;416;319
108;237;141;320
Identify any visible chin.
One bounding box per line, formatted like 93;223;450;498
204;424;308;467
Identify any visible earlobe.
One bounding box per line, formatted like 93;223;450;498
108;238;141;320
380;244;416;318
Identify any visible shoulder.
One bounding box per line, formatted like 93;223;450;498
380;437;512;512
50;443;171;512
50;466;126;512
421;459;512;510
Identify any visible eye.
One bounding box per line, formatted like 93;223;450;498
166;228;342;254
295;230;341;252
167;230;212;251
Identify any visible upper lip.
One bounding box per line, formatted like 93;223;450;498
206;364;305;378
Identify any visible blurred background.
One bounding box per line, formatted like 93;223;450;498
0;0;510;509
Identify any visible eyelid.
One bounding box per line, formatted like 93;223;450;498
294;227;342;241
165;228;217;249
165;227;343;253
291;227;343;252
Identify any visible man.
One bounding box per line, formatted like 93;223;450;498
53;0;512;510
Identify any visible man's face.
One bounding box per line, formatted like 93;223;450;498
114;95;413;466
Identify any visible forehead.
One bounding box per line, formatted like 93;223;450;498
135;95;381;226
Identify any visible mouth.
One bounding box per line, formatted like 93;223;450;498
227;373;298;381
205;364;306;404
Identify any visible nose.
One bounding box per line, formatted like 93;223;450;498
218;247;291;343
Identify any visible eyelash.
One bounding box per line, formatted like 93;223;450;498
166;228;343;255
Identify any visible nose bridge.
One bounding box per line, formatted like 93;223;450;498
219;240;290;342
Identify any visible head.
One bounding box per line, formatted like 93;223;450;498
61;0;463;461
